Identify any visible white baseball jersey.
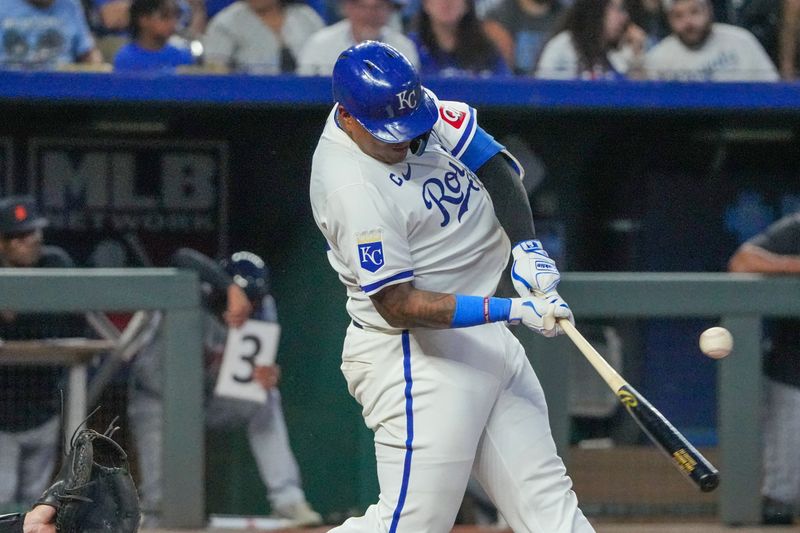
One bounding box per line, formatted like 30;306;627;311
310;94;510;332
645;23;779;82
310;90;594;533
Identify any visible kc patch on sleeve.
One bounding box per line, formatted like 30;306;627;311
357;230;384;273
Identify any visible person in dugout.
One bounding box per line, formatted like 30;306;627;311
127;248;322;528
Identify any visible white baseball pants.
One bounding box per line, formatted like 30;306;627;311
330;321;593;533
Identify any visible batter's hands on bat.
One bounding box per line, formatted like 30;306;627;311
511;239;561;297
508;293;573;337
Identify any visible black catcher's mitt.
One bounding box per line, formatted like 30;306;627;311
38;420;141;533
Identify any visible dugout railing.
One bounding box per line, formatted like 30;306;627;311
3;270;799;527
0;269;204;528
525;272;800;526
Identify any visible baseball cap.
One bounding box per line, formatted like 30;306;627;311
0;196;49;236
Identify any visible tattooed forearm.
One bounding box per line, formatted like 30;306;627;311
370;282;456;328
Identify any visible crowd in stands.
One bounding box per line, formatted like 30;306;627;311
0;0;798;79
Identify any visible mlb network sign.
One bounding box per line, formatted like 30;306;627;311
27;139;228;234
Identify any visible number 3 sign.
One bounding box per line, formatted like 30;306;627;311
214;320;281;403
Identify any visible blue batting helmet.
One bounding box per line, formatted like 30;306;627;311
332;41;438;144
222;251;270;302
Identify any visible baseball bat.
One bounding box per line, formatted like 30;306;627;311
558;318;720;492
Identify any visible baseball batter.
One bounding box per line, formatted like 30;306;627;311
309;41;593;533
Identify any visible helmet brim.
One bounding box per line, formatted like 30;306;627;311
357;89;438;144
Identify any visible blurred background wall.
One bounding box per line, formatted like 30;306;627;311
2;75;799;516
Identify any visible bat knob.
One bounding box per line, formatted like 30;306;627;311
699;472;720;493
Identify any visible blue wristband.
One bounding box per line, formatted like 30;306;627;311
451;295;511;328
488;297;512;322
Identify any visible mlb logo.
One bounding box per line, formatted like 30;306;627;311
357;230;384;273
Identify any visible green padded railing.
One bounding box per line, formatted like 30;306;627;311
0;269;204;528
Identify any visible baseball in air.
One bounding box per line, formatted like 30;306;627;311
699;327;734;359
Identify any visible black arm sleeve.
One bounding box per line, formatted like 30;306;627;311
476;152;537;297
0;512;25;533
475;152;536;246
169;248;233;293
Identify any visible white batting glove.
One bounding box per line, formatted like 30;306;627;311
508;293;574;337
511;239;561;297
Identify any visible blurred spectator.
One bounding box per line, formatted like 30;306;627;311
728;212;800;525
0;196;85;508
732;0;785;68
408;0;510;77
113;0;195;71
535;0;647;79
296;0;418;75
90;0;137;60
185;0;209;34
89;0;205;62
204;0;234;17
93;0;133;34
627;0;669;49
0;0;102;69
203;0;324;73
709;0;735;21
304;0;339;23
779;0;800;78
645;0;779;81
202;0;338;22
482;0;562;75
128;249;322;528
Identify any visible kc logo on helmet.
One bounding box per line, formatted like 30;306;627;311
396;89;418;110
